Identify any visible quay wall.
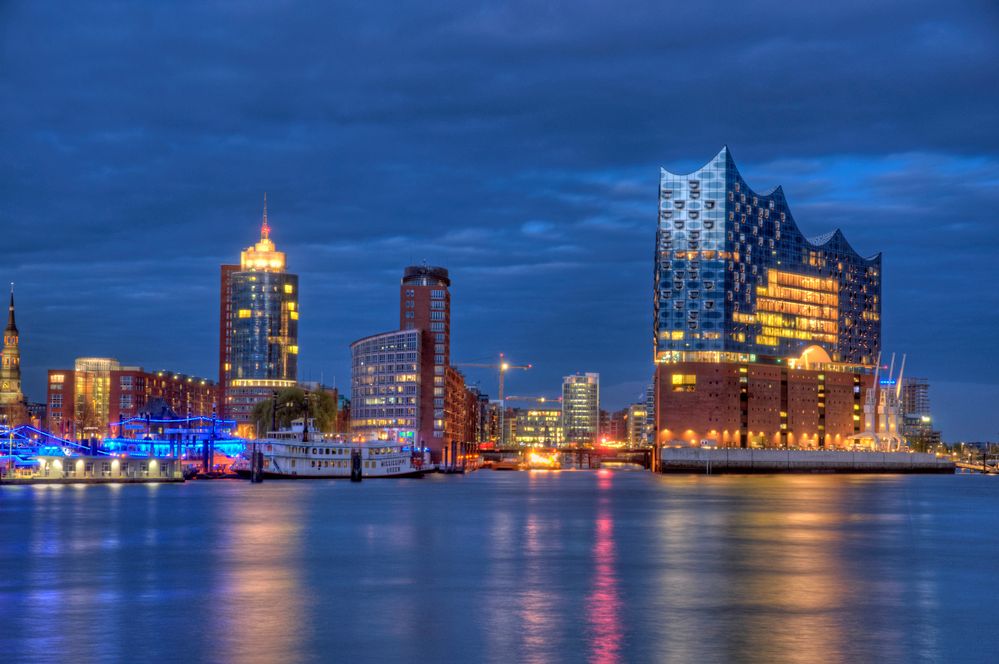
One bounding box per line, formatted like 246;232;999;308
660;448;955;474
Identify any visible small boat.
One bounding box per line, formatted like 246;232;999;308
232;427;429;479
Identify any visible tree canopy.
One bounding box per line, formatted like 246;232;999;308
250;387;338;437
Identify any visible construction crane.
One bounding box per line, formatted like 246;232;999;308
453;353;531;448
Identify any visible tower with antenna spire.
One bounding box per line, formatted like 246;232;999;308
218;196;299;434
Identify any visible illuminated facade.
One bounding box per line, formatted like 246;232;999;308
513;407;564;448
654;146;881;365
219;196;299;432
46;360;215;439
653;148;882;449
562;373;599;445
350;329;421;441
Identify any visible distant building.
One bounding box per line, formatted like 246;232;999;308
644;383;656;446
219;197;299;436
562;373;599;445
901;377;941;450
625;403;649;447
600;408;627;443
514;406;563;448
46;359;216;439
26;402;46;428
0;286;28;425
467;386;490;444
653;148;880;448
482;401;502;445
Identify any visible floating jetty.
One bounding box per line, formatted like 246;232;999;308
1;454;185;485
659;448;955;474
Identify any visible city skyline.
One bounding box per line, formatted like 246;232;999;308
2;2;998;440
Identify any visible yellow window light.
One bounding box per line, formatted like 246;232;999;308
238;309;251;318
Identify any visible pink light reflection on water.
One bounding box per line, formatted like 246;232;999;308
586;471;622;664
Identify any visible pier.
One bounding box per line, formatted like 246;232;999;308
659;447;955;474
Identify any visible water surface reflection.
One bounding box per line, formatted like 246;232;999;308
0;472;989;662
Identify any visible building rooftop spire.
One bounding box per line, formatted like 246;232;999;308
261;192;271;240
241;195;285;272
6;282;16;334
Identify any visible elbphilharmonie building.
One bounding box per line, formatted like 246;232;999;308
653;148;882;449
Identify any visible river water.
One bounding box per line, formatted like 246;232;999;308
1;470;994;663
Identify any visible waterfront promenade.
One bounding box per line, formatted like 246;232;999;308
1;470;995;663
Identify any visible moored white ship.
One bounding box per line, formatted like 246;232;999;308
232;424;429;479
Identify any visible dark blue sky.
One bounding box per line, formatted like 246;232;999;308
2;1;997;440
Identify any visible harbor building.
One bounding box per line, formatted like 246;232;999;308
653;148;880;448
219;197;299;435
46;359;216;439
0;286;28;425
351;265;479;462
562;373;599;445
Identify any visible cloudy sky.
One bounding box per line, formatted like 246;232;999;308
1;1;997;440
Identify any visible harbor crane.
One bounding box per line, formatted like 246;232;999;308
453;353;531;448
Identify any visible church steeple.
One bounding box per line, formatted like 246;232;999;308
5;283;16;334
0;281;22;410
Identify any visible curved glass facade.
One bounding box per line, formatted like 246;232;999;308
654;147;881;366
350;329;421;438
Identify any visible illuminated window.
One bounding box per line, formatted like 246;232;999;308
284;284;294;294
670;374;696;392
238;309;251;318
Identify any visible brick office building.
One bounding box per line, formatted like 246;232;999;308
352;265;479;462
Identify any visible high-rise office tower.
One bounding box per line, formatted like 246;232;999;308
562;373;599;445
219;197;299;434
399;265;451;453
653;148;881;448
